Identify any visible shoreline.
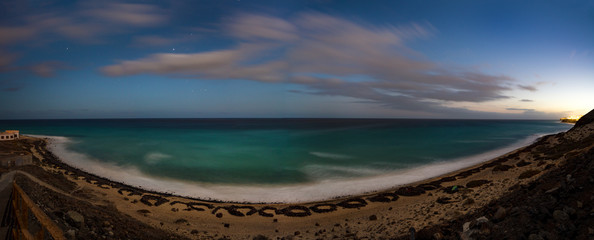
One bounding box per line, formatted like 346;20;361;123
35;130;559;204
5;115;592;239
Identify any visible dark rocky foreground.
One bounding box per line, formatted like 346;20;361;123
400;110;594;240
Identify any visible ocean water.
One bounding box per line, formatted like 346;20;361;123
0;119;571;202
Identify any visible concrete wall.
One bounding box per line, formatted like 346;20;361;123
0;153;33;167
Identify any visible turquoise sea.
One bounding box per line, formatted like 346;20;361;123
0;119;571;202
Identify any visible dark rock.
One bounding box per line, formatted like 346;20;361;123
528;233;544;240
436;197;451;204
66;211;84;228
395;186;426;196
492;164;513;172
252;235;270;240
466;180;491;188
493;207;507;221
369;215;377;221
516;160;531;167
553;210;569;222
174;218;188;224
463;198;475;206
563;206;576;216
66;229;76;239
436;197;452;204
518;170;541;179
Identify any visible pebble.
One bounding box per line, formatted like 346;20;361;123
553;210;569;222
493;207;507;221
66;229;76;239
528;233;544;240
66;211;84;227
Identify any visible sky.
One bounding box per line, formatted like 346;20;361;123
0;0;592;119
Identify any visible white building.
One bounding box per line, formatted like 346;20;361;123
0;130;19;141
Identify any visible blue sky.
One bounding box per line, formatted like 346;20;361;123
0;0;592;119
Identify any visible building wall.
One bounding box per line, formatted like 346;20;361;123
0;153;33;167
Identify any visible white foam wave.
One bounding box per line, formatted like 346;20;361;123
302;164;385;181
37;132;554;203
309;151;353;160
144;152;172;165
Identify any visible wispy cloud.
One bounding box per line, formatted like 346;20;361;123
506;108;535;112
29;61;69;77
101;12;519;116
0;1;168;45
517;84;538;92
132;35;197;47
520;99;534;102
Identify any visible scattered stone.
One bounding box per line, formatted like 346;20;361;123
493;207;507;221
563;206;576;216
436;197;452;204
528;233;544;240
216;213;223;218
433;232;444;240
553;210;569;222
223;223;230;228
466;179;491;188
516;160;531;167
545;184;561;194
462;198;475;206
369;215;377;221
445;210;461;218
66;229;76;239
492;164;513;172
395;186;426;196
174;218;188;224
253;235;270;240
136;209;151;217
518;170;541;179
66;211;84;227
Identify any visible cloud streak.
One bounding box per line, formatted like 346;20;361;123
0;1;167;45
101;12;522;116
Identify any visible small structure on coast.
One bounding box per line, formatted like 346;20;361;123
0;152;33;167
0;130;20;141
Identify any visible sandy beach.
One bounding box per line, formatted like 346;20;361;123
1;112;593;239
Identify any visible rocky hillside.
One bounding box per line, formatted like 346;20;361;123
401;109;594;240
